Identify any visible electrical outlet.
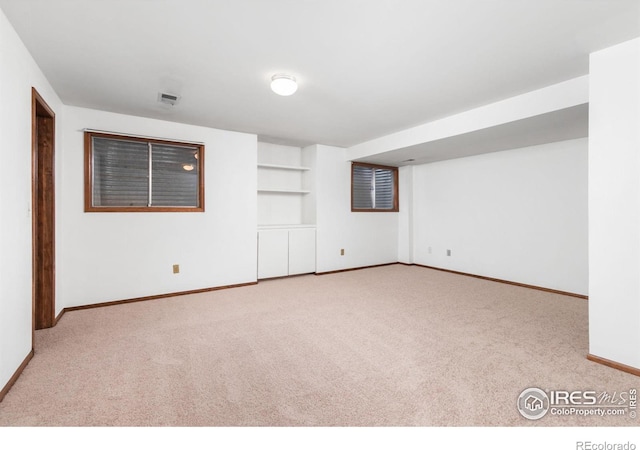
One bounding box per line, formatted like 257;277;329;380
428;246;432;254
446;249;451;256
340;248;345;256
173;264;180;274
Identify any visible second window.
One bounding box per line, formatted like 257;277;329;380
351;162;398;212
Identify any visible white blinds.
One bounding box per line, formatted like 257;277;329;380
151;143;199;207
352;165;374;209
352;164;395;210
374;168;394;210
92;136;199;208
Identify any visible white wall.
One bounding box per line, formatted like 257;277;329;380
348;76;588;161
315;145;398;272
0;8;63;391
588;37;640;369
411;138;588;295
58;106;257;308
397;165;414;264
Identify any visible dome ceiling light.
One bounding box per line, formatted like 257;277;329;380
270;74;298;96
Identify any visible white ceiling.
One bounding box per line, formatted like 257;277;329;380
356;104;590;166
1;0;639;150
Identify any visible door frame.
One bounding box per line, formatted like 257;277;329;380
31;87;56;331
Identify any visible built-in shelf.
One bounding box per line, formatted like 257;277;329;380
257;188;310;194
258;224;316;230
258;163;311;171
257;142;315;227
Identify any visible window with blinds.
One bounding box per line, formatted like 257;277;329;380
351;162;398;212
85;131;204;212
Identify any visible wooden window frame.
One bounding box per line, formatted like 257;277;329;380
84;131;205;212
351;162;399;212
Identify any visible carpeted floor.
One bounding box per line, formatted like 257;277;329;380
0;265;637;426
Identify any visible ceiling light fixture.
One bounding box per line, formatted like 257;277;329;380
270;74;298;96
182;163;195;171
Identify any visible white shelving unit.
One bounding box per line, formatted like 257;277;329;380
257;142;315;226
257;142;316;278
257;226;316;279
257;188;311;194
257;163;311;171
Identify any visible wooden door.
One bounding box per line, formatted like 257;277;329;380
32;88;55;330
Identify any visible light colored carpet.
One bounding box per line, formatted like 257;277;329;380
0;265;637;426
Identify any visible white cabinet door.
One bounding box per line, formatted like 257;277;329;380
257;229;289;279
288;228;316;275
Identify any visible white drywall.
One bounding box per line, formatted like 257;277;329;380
397;165;414;264
0;8;63;391
588;37;640;369
411;138;588;295
58;106;257;307
348;76;589;161
315;145;398;273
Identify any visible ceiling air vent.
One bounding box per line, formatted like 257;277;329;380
158;92;180;106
